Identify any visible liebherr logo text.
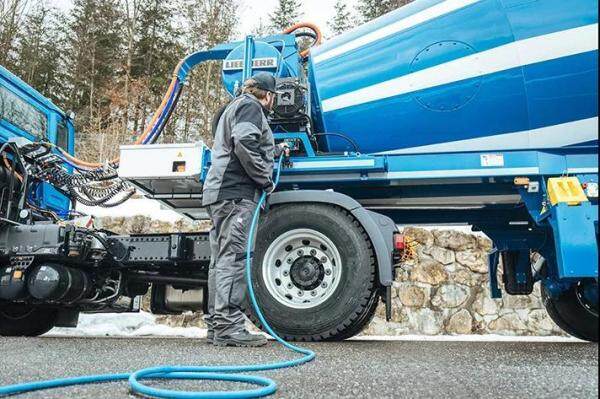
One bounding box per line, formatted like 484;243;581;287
223;58;277;71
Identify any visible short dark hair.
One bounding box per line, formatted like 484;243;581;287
241;78;269;100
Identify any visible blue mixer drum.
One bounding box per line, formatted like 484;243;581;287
308;0;598;154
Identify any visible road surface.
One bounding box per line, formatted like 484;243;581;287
0;336;597;398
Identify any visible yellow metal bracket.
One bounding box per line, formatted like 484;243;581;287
547;177;589;206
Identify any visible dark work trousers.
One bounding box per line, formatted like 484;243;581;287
205;199;257;337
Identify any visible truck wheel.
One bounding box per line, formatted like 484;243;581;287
245;203;379;341
0;304;57;337
542;280;598;342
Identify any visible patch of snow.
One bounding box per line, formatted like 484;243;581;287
46;312;206;338
46;312;581;343
76;198;184;223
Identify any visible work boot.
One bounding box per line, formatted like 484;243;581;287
213;330;267;347
206;330;214;344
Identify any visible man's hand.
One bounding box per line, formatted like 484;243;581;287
278;142;290;151
264;181;276;195
276;142;291;158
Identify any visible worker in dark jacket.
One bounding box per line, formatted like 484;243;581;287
202;72;287;347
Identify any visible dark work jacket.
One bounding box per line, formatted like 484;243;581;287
202;94;280;205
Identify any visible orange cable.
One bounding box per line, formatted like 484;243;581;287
283;22;323;58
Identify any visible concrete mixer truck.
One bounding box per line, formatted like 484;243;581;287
0;0;597;342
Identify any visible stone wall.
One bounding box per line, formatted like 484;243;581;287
363;227;564;336
98;217;564;336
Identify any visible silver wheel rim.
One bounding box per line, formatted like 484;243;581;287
262;228;342;309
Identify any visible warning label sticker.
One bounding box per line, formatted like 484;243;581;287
480;153;504;167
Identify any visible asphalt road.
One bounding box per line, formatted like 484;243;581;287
0;337;597;398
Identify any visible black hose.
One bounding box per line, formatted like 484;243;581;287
295;31;317;40
7;144;32;215
312;133;361;153
151;84;184;145
294;31;318;52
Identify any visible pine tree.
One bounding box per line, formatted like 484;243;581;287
329;0;353;36
269;0;303;32
13;4;69;105
65;0;124;121
252;18;272;38
131;0;183;95
128;0;184;143
357;0;414;22
65;0;125;160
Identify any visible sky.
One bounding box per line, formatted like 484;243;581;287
50;0;361;38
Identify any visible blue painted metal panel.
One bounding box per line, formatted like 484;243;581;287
549;202;598;278
524;51;598;130
500;0;598;40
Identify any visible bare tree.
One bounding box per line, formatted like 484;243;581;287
175;0;238;146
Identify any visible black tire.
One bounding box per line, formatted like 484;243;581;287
0;304;57;337
541;281;598;342
244;203;379;341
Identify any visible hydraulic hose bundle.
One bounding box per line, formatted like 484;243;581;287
43;164;135;208
0;156;316;399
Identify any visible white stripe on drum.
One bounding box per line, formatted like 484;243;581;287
321;24;598;112
377;117;599;155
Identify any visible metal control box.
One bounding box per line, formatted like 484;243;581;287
119;142;205;180
118;142;208;220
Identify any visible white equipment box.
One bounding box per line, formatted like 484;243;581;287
118;142;208;220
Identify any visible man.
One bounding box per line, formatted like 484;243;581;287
202;72;287;347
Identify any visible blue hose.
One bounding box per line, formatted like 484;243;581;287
0;156;315;398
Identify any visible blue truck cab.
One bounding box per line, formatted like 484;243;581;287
0;65;74;214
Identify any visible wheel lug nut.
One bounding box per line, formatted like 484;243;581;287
321;282;328;288
310;249;317;256
311;291;317;296
298;291;303;297
325;269;332;276
287;283;293;289
297;250;304;256
287;258;292;264
283;270;289;277
321;257;327;263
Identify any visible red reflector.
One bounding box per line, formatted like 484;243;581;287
393;234;406;250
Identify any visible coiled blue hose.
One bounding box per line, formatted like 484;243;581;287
0;156;315;398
